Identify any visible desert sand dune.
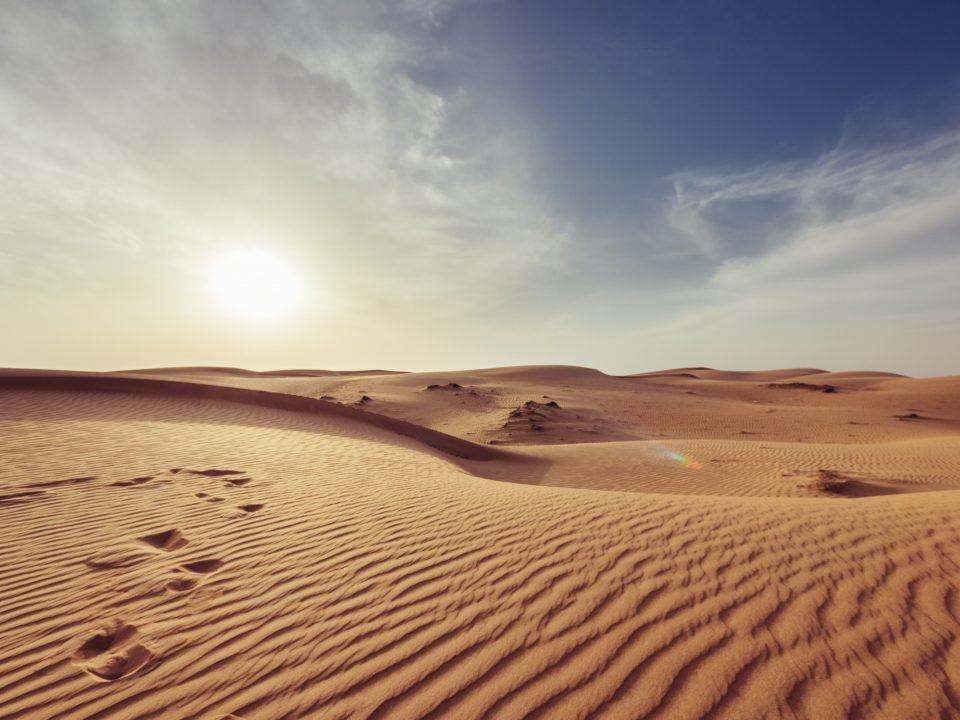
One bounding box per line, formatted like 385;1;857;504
0;372;515;463
122;367;405;379
2;367;960;719
130;363;958;447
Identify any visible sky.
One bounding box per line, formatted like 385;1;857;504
2;0;959;375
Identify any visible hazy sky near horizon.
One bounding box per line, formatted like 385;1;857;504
2;0;960;375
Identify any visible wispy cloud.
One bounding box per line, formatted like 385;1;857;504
670;130;960;260
639;129;960;373
0;1;568;325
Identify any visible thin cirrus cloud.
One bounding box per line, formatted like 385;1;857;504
632;129;960;375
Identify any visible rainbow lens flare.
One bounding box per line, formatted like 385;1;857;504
665;450;702;470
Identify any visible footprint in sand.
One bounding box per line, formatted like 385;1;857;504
180;559;224;574
84;546;155;571
111;469;248;491
71;620;154;682
221;503;265;519
187;469;254;490
111;476;154;487
85;528;189;571
178;469;254;501
138;528;189;552
196;493;226;503
185;469;246;478
182;470;264;512
165;576;200;593
165;558;224;594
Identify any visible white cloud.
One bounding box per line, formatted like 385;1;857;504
638;129;960;374
0;0;568;333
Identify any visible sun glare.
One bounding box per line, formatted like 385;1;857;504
208;248;304;322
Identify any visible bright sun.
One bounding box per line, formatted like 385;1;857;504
208;248;304;322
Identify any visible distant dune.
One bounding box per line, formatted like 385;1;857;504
2;364;960;718
121;366;406;378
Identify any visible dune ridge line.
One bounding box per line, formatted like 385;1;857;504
0;372;513;463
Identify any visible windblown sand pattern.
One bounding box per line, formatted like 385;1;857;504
2;366;960;719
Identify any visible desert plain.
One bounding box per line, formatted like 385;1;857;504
2;364;960;719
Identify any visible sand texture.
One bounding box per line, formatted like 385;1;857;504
2;365;960;719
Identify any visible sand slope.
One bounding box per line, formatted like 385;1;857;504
2;366;960;719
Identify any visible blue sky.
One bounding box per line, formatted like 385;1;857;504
1;1;959;374
429;0;960;262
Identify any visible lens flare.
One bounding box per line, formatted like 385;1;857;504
665;450;702;470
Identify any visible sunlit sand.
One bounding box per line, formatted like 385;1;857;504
3;365;960;718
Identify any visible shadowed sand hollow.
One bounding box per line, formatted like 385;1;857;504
2;366;960;718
